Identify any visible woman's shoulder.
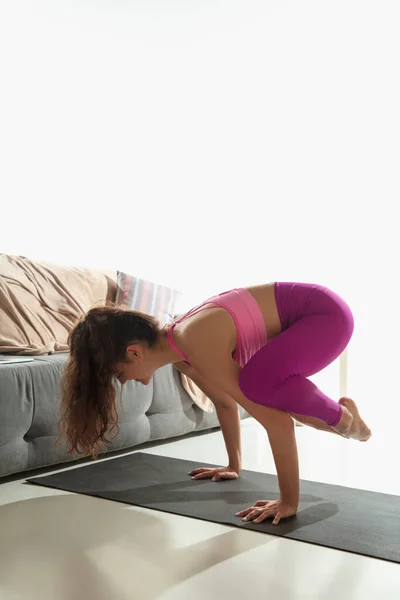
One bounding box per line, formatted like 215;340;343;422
176;305;236;363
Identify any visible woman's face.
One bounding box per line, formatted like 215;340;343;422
114;344;154;385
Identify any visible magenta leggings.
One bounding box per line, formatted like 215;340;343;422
238;283;354;426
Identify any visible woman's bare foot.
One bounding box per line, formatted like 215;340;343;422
333;397;372;441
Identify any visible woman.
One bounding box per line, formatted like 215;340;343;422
60;281;371;526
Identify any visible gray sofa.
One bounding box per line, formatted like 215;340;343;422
0;353;248;479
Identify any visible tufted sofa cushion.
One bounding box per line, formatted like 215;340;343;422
0;354;226;478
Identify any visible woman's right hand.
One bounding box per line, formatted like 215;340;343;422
188;466;239;481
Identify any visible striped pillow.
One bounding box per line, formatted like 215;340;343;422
116;271;182;326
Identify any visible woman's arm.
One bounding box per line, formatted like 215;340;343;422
179;350;300;509
174;362;242;473
219;362;300;509
214;403;242;474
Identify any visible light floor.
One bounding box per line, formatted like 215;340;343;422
0;416;399;600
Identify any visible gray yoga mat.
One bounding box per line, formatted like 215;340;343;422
27;452;400;563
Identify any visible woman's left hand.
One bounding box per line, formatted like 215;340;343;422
235;499;297;526
188;466;239;481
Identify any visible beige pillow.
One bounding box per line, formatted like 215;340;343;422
0;254;110;355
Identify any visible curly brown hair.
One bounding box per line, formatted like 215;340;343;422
58;304;160;458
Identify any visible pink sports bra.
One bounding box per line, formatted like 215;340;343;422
167;288;267;368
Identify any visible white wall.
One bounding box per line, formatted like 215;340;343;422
1;1;399;413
